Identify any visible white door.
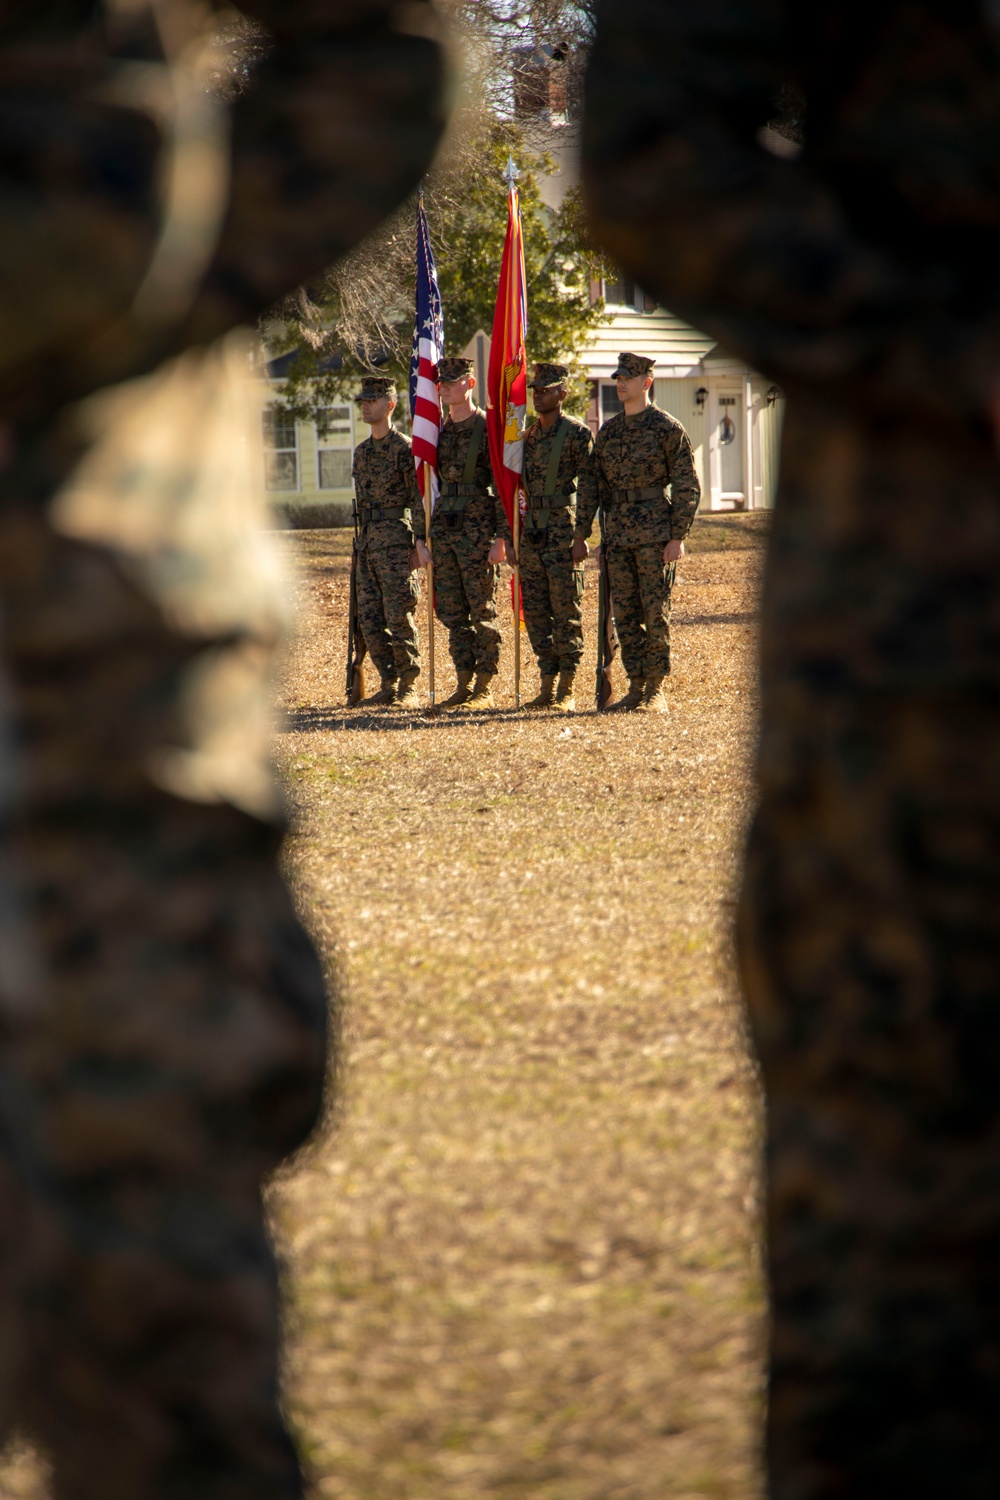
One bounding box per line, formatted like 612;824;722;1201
709;387;746;509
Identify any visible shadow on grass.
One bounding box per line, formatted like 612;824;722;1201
282;705;614;734
677;611;758;627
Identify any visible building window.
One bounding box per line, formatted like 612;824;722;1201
316;405;353;490
600;383;624;423
602;274;657;313
262;406;298;491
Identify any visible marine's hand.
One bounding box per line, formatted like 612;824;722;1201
571;537;589;563
414;540;432;570
663;539;684;565
488;538;508;565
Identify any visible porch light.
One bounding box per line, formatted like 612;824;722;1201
766;385;782;406
695;387;708;410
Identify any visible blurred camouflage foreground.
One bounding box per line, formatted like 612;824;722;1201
0;3;445;1496
584;3;1000;1495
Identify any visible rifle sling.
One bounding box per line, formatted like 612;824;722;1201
543;416;571;497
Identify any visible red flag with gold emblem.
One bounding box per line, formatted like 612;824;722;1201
487;173;528;547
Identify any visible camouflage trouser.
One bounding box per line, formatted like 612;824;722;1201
519;540;585;677
432;539;501;675
607;543;673;679
357;544;420;681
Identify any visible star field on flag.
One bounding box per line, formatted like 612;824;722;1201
410;195;444;506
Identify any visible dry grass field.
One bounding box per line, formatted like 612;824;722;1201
0;512;769;1500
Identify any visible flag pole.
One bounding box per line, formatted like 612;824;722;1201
506;154;523;712
411;186;443;713
424;462;436;710
513;490;521;709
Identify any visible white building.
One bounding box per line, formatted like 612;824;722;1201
583;280;783;511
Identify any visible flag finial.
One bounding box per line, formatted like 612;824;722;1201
504;156;520;189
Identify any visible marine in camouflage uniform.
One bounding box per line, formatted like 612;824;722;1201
352;377;423;710
0;3;446;1497
520;363;598;713
585;3;1000;1494
431;355;511;709
584;353;701;713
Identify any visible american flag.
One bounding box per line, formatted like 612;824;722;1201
409;193;444;508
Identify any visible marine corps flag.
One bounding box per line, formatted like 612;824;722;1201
487;159;528;703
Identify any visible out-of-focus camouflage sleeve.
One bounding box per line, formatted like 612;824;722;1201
573;423;599;540
188;1;449;344
582;0;1000;417
661;419;701;540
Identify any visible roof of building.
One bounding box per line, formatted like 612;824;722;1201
582;306;718;379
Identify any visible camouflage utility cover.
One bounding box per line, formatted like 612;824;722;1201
354;377;397;403
530;362;570;388
588;404;701;546
437;357;475;382
612;352;655;378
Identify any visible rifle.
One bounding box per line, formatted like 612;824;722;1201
595;536;617;710
345;508;367;706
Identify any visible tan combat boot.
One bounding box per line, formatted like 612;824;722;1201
553;670;576;713
524;674;556;711
393;669;421;710
641;674;669;714
608;677;645;712
365;676;396;707
439;669;474;709
458;671;496;709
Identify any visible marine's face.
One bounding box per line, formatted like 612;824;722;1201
360;396;394;425
438;375;474;406
616;373;651;403
531;383;565;415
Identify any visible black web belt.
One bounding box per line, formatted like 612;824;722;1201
355;496;412;525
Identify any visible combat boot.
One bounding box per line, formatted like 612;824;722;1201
393;669;421;710
365;676;396;707
553;670;576;713
641;674;669;714
458;671;496;709
439;670;474;708
524;674;556;710
608;677;645;712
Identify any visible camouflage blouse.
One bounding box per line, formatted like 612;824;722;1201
586;403;701;547
352;427;422;550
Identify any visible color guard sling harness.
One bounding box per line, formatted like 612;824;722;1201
523;416;572;546
437;413;488;532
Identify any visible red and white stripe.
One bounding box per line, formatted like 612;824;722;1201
412;331;441;499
